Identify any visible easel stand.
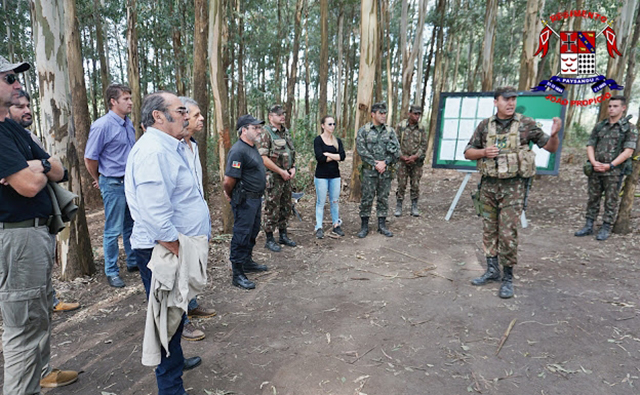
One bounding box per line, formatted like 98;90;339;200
445;171;474;221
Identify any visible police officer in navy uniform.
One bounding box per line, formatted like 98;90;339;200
223;114;269;289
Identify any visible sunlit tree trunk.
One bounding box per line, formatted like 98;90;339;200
348;0;377;202
481;0;498;90
193;0;209;198
31;0;95;279
613;122;640;234
518;0;544;91
426;0;447;163
286;0;304;129
335;10;344;129
209;0;233;232
127;0;142;138
236;0;247;118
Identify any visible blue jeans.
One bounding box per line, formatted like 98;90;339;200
99;175;135;276
135;248;186;395
314;177;341;230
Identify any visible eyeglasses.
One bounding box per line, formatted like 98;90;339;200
327;123;336;126
2;74;19;85
247;125;263;130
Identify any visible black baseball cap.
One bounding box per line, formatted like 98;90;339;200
236;114;265;130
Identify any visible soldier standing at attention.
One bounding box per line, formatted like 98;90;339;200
356;102;400;238
394;105;428;217
259;105;297;252
464;87;562;299
574;96;637;241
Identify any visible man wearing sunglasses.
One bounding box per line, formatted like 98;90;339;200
85;84;137;288
0;55;78;392
356;102;400;238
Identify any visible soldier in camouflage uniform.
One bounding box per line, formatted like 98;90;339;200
464;87;562;299
258;105;297;252
395;105;428;217
575;96;637;241
356;102;400;238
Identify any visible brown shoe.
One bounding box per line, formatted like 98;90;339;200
40;369;78;388
182;322;205;341
53;301;80;313
188;306;216;319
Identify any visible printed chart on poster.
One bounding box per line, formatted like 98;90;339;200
432;92;566;175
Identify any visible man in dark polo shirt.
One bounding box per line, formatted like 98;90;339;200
0;55;77;392
223;114;268;290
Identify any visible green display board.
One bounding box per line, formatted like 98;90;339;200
432;92;566;175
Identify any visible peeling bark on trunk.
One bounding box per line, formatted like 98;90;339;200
348;0;377;202
127;0;142;138
518;0;544;91
481;0;498;91
193;0;209;198
31;0;95;280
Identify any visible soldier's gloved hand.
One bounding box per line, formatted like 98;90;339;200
485;146;499;159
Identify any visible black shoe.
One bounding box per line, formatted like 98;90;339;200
331;226;345;237
126;265;139;273
574;218;594;237
377;217;393;237
471;256;501;286
498;266;514;299
278;229;297;247
316;228;324;239
357;217;369;238
232;263;256;289
107;275;125;288
243;259;268;272
411;199;420;217
184;356;202;371
264;233;282;252
596;222;611;241
394;200;403;217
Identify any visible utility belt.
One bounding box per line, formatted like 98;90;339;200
232;182;263;205
362;162;374;171
0;217;51;230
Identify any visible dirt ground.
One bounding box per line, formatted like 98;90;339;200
2;148;640;395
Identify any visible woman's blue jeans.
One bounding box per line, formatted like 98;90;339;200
314;177;341;230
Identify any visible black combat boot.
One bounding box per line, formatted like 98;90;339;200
243;257;268;273
596;222;611;241
357;217;369;238
394;200;403;217
498;265;514;299
264;232;281;252
232;263;255;289
377;217;393;237
411;199;420;217
278;229;297;247
471;256;501;286
574;218;594;237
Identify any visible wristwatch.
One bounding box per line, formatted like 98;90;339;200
41;159;52;174
610;163;615;171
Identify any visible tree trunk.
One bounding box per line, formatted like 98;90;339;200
348;0;377;202
401;0;426;114
304;4;311;117
613;122;640;234
236;0;247;117
426;0;447;163
518;0;544;90
421;26;436;107
94;0;109;109
385;0;394;123
171;0;186;96
374;0;385;103
623;2;640;103
598;0;638;120
318;0;329;122
127;0;142;138
209;0;233;233
31;0;96;279
481;0;498;90
335;10;344;128
193;0;209;198
286;0;304;129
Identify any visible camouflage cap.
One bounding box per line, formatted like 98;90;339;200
409;105;422;114
494;86;518;99
0;55;30;74
371;102;387;113
236;114;265;130
268;104;285;115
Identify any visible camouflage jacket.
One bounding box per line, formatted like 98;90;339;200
465;114;550;153
587;117;638;176
356;122;400;168
257;124;296;172
396;119;428;162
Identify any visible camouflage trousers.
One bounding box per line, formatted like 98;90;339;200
263;172;292;233
396;162;424;201
480;177;525;267
585;174;621;224
360;169;392;218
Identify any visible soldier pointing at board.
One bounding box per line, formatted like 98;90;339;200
464;87;562;299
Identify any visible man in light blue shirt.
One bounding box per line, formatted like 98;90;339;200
125;91;210;395
84;84;137;288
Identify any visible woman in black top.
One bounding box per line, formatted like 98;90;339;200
314;116;346;238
